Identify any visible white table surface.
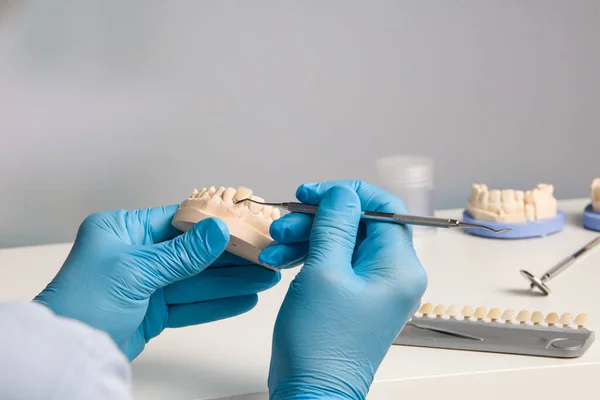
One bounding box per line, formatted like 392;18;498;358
1;198;599;400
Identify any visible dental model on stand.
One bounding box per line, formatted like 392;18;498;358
171;186;280;270
583;178;600;232
461;183;566;238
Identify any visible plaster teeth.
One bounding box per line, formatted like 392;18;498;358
446;305;459;319
516;310;530;324
207;186;217;197
222;187;236;202
419;303;433;316
192;188;199;198
272;208;281;220
575;313;588;328
474;307;487;321
261;205;273;219
249;195;264;214
461;305;474;319
214;186;226;199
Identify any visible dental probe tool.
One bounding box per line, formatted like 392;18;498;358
520;236;600;295
233;199;511;233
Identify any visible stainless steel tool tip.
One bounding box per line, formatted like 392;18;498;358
520;269;550;295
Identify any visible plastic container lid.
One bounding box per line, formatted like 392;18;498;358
376;155;434;186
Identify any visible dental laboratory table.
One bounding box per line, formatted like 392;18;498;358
1;198;599;400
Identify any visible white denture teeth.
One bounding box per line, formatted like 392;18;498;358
516;310;530;324
461;305;474;320
531;311;544;325
398;305;595;358
446;305;459;319
474;307;487;321
559;313;573;328
545;312;559;326
467;183;558;223
488;308;501;322
234;186;253;203
433;305;446;318
575;314;588;328
501;309;515;324
418;303;433;317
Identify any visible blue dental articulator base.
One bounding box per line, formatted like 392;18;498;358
584;204;600;232
461;210;567;239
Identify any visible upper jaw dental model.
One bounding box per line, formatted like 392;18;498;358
462;183;566;239
171;186;281;269
583;178;600;232
591;178;600;213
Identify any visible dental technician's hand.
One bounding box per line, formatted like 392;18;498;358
268;181;428;399
34;205;288;360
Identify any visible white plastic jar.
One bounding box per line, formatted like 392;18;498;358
375;155;436;236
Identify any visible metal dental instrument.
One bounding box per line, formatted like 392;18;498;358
233;198;511;233
520;236;600;295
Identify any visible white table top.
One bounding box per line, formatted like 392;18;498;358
1;198;599;400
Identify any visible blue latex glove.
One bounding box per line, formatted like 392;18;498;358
266;181;428;399
34;205;297;360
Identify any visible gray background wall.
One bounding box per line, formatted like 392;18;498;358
1;0;599;248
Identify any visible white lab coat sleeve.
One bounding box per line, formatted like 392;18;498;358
0;301;133;400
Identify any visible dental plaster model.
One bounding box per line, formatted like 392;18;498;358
171;186;281;269
591;178;600;212
467;183;557;223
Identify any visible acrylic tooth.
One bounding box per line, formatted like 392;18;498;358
461;305;474;320
514;190;524;203
271;208;281;220
446;305;459;319
234;186;253;202
488;308;501;322
474;307;487;320
574;313;588;328
559;313;573;327
531;311;544;325
516;310;530;324
501;309;515;323
545;312;559;326
418;303;433;317
433;305;446;318
222;187;236;202
261;205;273;219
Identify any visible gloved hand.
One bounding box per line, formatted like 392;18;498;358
267;181;428;399
34;205;297;360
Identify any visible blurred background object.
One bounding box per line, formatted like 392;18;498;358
1;0;599;248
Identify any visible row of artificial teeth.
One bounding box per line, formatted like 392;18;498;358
416;304;588;329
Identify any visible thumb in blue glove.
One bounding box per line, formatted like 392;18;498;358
268;181;427;399
34;205;292;360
